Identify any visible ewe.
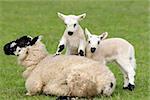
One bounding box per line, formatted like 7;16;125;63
55;12;86;56
4;36;116;99
85;28;136;91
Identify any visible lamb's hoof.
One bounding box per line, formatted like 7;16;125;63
56;96;71;100
123;86;128;89
127;83;135;91
78;50;84;56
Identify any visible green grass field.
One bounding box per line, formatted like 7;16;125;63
0;0;149;100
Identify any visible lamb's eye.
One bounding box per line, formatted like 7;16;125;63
88;41;90;44
18;49;21;52
74;24;76;27
98;41;100;44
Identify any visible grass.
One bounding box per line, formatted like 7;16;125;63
0;0;149;100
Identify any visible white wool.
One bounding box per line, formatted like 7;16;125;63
56;13;86;56
85;29;136;88
17;41;116;97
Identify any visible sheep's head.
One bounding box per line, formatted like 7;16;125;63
57;12;86;36
85;28;108;53
4;35;41;56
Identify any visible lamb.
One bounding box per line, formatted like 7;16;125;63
55;12;86;56
85;28;136;91
4;35;116;99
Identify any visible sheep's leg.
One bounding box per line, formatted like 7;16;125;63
116;57;135;91
78;39;86;56
43;79;69;96
25;77;43;96
55;36;66;55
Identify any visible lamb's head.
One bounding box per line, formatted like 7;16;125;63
57;12;86;36
85;28;108;53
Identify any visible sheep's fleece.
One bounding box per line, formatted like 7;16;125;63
3;36;116;98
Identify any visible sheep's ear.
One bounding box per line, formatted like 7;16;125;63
99;32;108;40
77;13;86;21
27;35;33;39
57;12;66;20
30;35;42;46
85;28;91;38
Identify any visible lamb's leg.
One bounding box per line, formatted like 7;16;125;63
116;57;136;91
55;36;66;55
78;39;86;56
115;63;129;89
43;79;69;96
25;77;43;96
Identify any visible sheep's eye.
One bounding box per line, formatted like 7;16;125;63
65;23;67;26
74;24;76;27
18;49;21;52
88;41;90;44
26;51;28;54
98;41;100;44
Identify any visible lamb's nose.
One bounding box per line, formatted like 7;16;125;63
68;31;73;36
91;47;96;53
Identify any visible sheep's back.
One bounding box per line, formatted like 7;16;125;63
31;55;114;85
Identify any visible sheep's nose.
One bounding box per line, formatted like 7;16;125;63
68;31;73;36
91;47;96;53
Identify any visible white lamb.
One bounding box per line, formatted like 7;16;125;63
85;28;136;91
4;36;116;99
55;12;86;56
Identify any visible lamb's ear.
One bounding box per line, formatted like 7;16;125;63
77;13;86;21
57;12;66;20
85;28;92;38
99;32;108;40
30;35;42;46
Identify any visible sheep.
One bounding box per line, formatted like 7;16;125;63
85;28;136;91
55;12;87;56
4;35;116;99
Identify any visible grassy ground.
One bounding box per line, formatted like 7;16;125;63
0;0;149;100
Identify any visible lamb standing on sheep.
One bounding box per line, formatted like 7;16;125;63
55;12;86;56
4;36;116;99
85;28;136;91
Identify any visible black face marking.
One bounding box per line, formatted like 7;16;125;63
15;36;32;47
3;41;17;55
74;24;76;27
58;44;65;52
91;47;96;53
110;82;113;88
100;36;103;40
68;31;73;36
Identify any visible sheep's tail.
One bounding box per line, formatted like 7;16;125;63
129;46;136;70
